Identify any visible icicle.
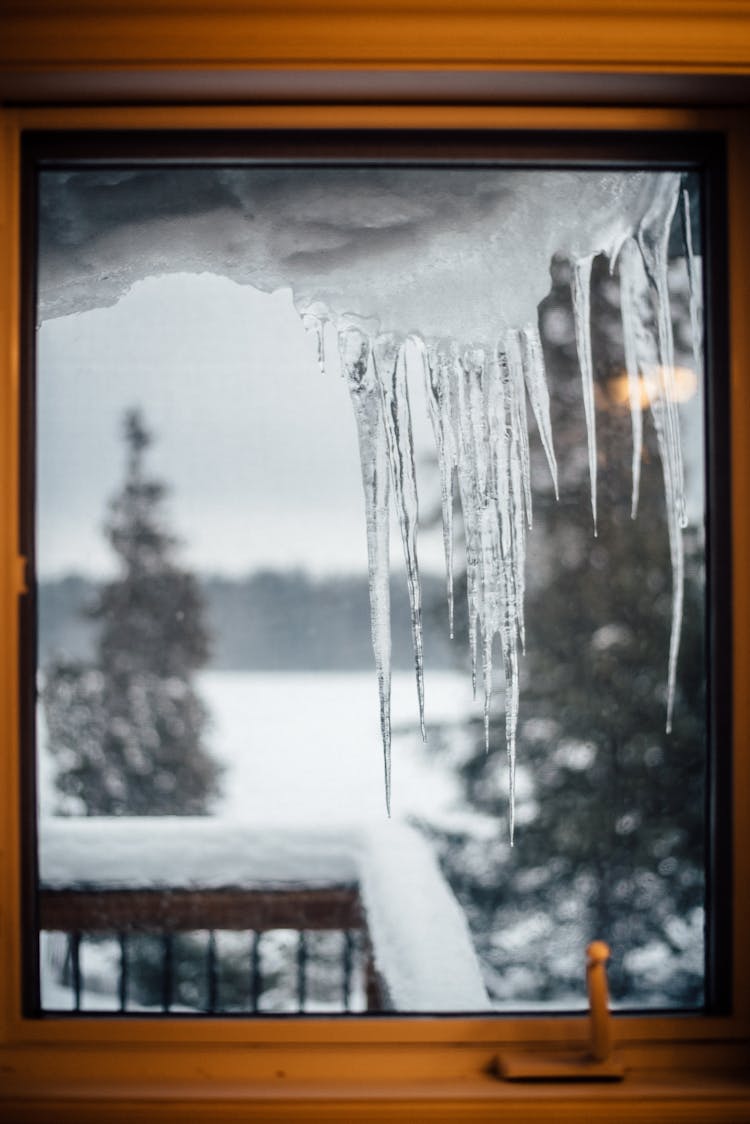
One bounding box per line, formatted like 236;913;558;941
572;254;598;534
373;333;426;742
451;344;486;701
301;311;328;374
682;185;704;378
655;412;685;737
637;173;686;532
501;333;528;653
444;333;530;842
340;327;394;813
618;238;685;734
424;343;458;639
648;382;685;736
635;172;687;731
504;330;532;532
520;324;559;499
464;349;498;755
486;343;527;845
471;349;497;752
617;238;645;518
480;517;500;760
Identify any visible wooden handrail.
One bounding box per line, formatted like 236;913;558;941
39;885;363;933
39;884;383;1011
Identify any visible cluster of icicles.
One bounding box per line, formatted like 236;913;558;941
303;174;702;842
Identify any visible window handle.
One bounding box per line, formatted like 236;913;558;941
496;941;625;1081
587;939;614;1063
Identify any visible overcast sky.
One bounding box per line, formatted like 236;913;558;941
37;270;448;579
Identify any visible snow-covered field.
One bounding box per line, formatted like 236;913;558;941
39;668;479;828
200;668;475;826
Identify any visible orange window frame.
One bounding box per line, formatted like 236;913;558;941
0;101;748;1122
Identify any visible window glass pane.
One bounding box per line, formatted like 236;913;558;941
34;159;707;1013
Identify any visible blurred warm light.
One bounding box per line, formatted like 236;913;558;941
608;366;698;409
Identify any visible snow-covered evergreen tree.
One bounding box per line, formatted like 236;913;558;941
43;409;222;815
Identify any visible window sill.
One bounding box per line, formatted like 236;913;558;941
2;1027;750;1121
1;1062;749;1122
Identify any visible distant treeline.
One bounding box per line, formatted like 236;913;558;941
38;571;461;672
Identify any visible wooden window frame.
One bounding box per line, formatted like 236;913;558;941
1;7;750;1119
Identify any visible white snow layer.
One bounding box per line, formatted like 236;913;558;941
39;816;491;1012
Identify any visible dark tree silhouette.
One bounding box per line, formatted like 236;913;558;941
43;409;222;815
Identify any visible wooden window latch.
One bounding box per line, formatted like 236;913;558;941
496;940;626;1081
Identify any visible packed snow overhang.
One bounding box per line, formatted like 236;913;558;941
38;168;657;335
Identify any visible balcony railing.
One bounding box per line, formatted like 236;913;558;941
38;818;492;1014
40;884;379;1013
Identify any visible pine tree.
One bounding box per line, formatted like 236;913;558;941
43;409;223;815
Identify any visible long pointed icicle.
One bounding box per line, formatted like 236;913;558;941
424;343;458;638
654;388;685;737
572;253;598;534
468;348;497;751
619;236;685;735
452;344;486;701
341;327;394;813
505;330;533;533
488;343;527;844
503;333;528;652
520;323;559;499
638;173;686;531
458;347;499;758
682;185;704;379
373;333;426;741
617;238;645;518
637;172;686;731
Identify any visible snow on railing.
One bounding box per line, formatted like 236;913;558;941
39;817;490;1012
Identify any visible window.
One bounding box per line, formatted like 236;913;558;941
27;136;723;1021
1;17;749;1120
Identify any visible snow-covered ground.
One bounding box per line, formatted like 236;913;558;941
38;668;481;828
200;668;477;826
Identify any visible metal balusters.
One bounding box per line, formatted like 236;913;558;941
297;931;308;1012
118;932;128;1012
161;933;173;1012
48;922;368;1013
343;929;355;1012
365;936;380;1011
69;931;82;1011
206;929;218;1013
250;930;262;1012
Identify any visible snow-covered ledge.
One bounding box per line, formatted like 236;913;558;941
39;817;491;1013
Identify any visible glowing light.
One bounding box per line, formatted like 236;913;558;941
607;365;698;409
